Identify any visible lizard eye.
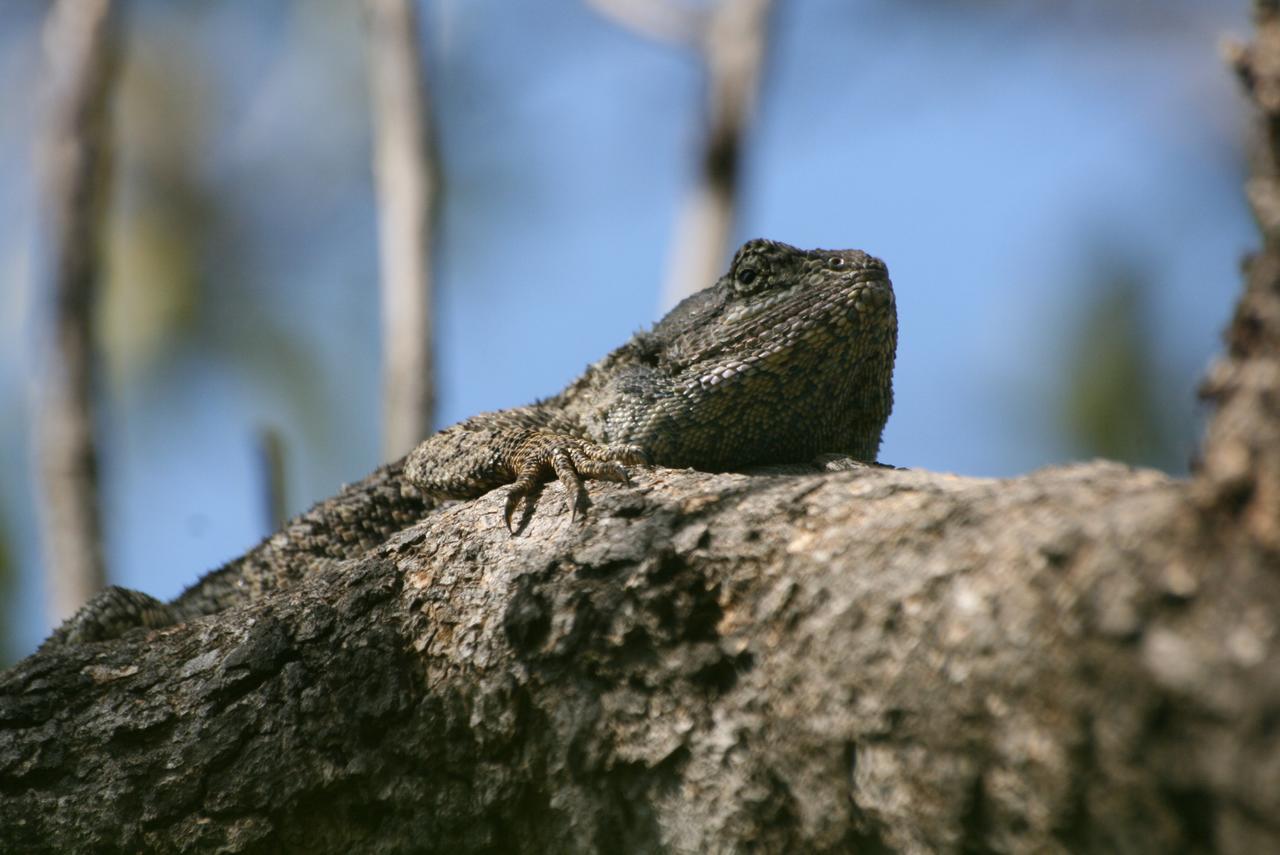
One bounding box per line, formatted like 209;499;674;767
829;256;845;269
737;268;757;287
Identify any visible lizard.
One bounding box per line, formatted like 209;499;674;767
42;238;896;648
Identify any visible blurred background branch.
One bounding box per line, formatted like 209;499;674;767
32;0;119;624
585;0;706;45
366;0;439;458
256;425;287;534
592;0;776;307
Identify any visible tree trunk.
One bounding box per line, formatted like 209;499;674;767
32;0;117;625
4;9;1280;855
367;0;439;459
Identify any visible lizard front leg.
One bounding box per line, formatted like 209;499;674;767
503;429;648;528
403;411;646;531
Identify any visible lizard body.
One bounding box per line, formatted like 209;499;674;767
45;239;896;647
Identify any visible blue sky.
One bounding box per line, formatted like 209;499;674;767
0;0;1254;656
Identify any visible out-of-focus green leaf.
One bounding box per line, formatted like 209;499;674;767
1061;262;1181;470
97;24;336;455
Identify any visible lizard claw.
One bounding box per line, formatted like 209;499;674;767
502;435;649;531
503;471;541;535
504;490;520;534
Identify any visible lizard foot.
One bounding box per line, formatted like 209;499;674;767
41;585;179;649
504;434;647;532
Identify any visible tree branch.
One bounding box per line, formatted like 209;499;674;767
366;0;439;458
585;0;705;46
2;459;1278;852
32;0;119;623
589;0;776;308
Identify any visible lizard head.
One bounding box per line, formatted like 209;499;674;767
608;238;897;466
632;239;901;468
652;238;895;371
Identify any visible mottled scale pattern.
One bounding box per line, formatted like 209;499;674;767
44;239;896;647
405;239;896;520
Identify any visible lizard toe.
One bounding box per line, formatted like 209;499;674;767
504;472;541;534
504;433;650;527
572;458;631;483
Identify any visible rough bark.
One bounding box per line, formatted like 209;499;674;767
5;8;1280;855
1212;5;1280;551
2;459;1277;853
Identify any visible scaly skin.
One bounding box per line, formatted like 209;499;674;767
406;239;896;525
44;239;896;647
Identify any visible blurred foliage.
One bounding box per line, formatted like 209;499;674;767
99;37;210;382
96;5;360;490
1060;261;1182;471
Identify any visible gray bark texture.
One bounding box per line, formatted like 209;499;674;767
5;9;1280;855
1;460;1276;853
